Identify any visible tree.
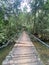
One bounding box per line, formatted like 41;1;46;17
0;0;22;45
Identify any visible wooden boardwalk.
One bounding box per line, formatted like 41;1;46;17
2;31;44;65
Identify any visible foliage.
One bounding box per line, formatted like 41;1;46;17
30;0;49;40
0;0;49;45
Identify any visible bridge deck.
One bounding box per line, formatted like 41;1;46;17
2;31;44;65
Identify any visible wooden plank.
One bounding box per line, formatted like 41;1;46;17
2;31;44;65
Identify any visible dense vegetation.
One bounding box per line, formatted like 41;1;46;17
0;0;49;46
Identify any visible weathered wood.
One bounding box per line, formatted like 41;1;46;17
2;31;44;65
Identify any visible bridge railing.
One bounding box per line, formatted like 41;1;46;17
27;32;49;48
27;32;49;65
0;32;22;49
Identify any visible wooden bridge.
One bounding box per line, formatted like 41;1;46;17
2;31;44;65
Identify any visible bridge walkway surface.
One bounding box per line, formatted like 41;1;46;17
2;31;44;65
